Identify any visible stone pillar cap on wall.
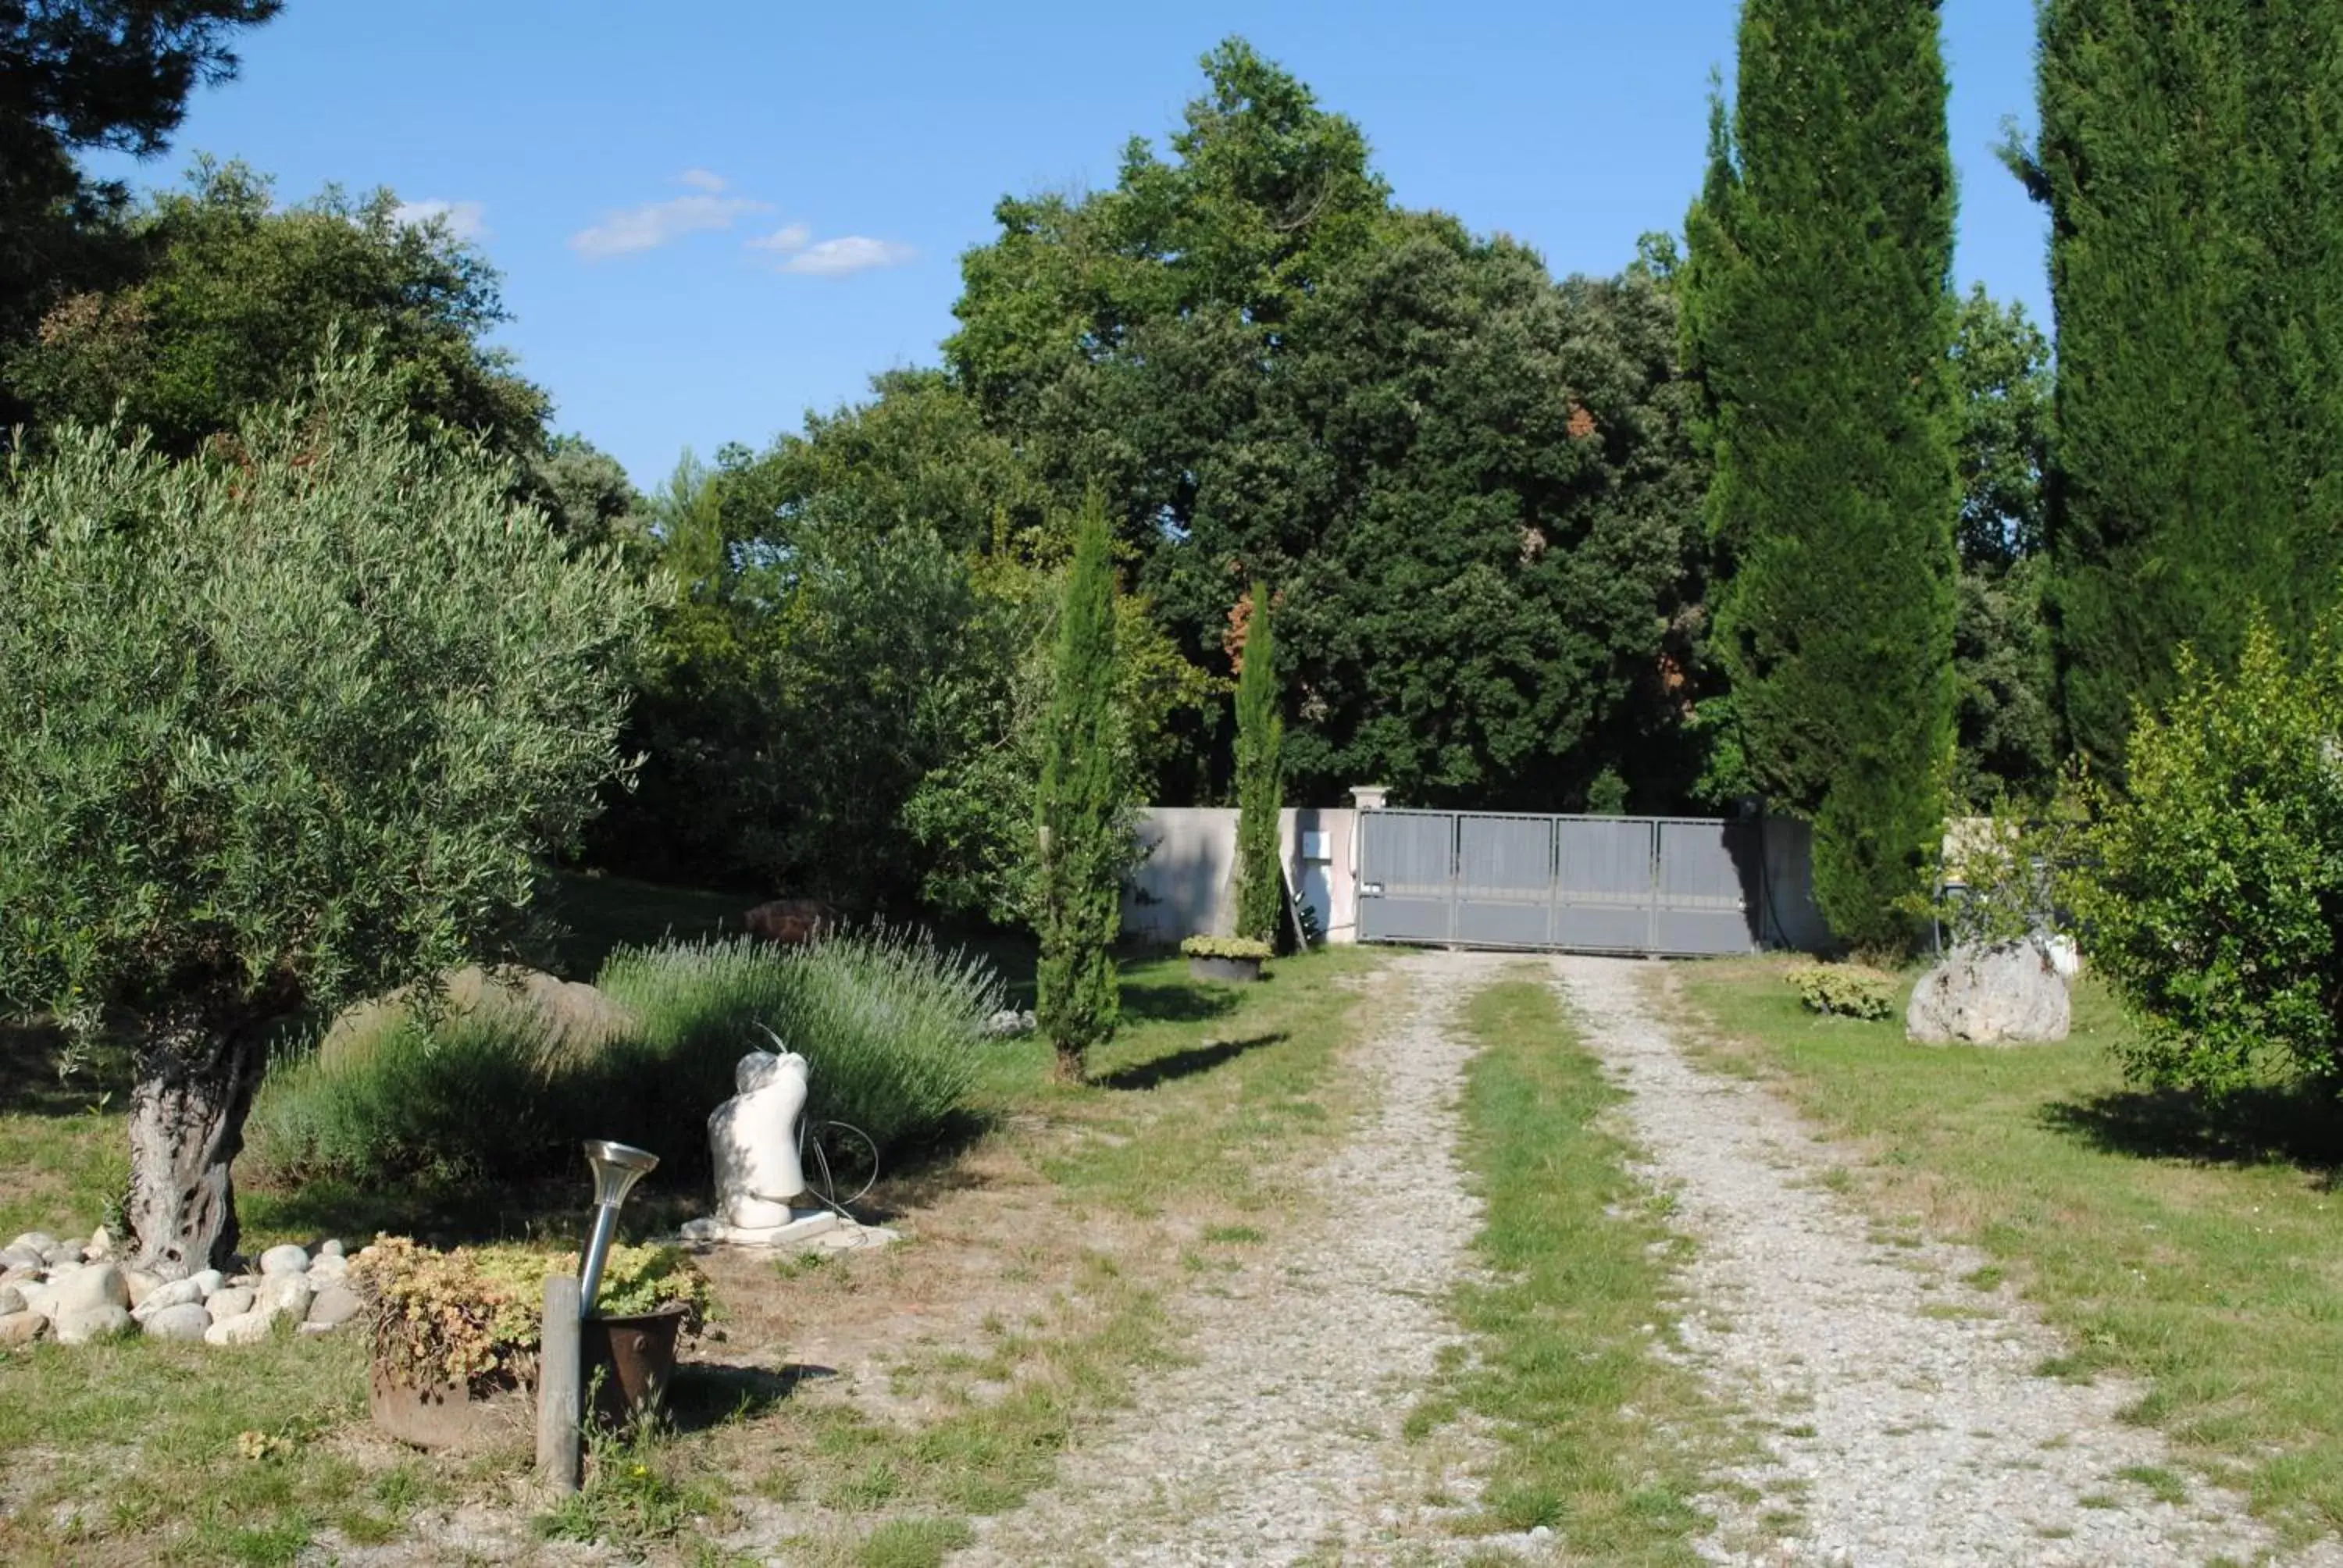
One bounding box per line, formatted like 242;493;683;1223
1349;784;1391;811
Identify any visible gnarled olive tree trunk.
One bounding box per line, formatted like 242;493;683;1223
127;1009;270;1280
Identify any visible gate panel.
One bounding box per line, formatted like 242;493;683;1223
1654;820;1760;955
1355;808;1766;955
1456;815;1554;947
1357;811;1453;943
1554;818;1657;951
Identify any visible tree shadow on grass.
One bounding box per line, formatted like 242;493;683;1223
824;1109;1000;1224
2039;1083;2343;1178
1096;1032;1288;1092
1118;982;1246;1025
245;1106;1007;1243
242;1176;710;1252
0;1021;133;1117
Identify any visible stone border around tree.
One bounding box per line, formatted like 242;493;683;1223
0;1229;363;1348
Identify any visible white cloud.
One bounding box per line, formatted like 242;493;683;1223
771;235;916;276
392;198;487;241
748;222;812;253
571;173;772;259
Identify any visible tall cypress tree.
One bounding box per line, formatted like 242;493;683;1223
1232;583;1286;944
2032;0;2343;768
1035;489;1124;1080
1684;0;1960;946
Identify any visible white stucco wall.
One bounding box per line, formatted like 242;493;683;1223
1121;807;1358;947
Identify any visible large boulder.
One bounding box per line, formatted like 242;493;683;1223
306;1284;363;1328
320;964;635;1065
0;1310;50;1346
205;1285;257;1320
258;1245;310;1278
133;1277;206;1319
205;1311;273;1347
744;899;836;946
1906;940;2072;1045
255;1274;314;1324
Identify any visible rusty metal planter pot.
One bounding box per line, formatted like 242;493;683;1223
368;1362;533;1452
581;1304;689;1429
1189;955;1264;985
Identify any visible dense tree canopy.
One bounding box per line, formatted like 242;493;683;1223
1232;583;1284;943
1949;287;2057;807
1684;0;1960;943
944;42;1713;812
1;2;280;422
9;14;2281;971
1035;490;1127;1078
6;160;549;458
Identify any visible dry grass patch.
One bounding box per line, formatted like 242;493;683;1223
0;946;1389;1566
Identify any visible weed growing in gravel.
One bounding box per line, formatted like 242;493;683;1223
2116;1463;2188;1505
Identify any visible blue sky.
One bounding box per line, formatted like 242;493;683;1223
91;1;2049;485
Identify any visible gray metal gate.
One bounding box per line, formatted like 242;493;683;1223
1357;810;1764;957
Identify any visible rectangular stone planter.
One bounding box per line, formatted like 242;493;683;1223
1189;955;1264;985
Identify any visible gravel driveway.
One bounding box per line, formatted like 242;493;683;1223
1554;953;2339;1568
952;950;1514;1567
949;950;2341;1567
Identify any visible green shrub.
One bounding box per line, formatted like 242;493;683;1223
2067;626;2343;1095
1786;964;1898;1021
248;928;1003;1191
246;1009;597;1188
1937;815;2064;948
599;930;1002;1156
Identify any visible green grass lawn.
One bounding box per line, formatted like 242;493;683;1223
1676;957;2343;1545
1435;970;1725;1566
0;943;1385;1567
540;869;751;978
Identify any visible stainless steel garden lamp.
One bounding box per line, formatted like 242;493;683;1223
578;1139;658;1318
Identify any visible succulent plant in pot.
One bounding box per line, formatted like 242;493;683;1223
352;1237;709;1447
1179;935;1272;984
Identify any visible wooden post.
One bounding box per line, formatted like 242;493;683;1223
537;1274;582;1492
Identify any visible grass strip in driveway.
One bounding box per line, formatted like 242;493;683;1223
1675;957;2343;1546
1441;970;1721;1567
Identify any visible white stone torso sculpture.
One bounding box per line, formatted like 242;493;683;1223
709;1049;811;1229
680;1042;892;1252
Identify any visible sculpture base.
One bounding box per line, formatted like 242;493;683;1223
679;1210;840;1247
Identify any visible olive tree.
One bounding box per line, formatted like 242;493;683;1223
0;356;651;1277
